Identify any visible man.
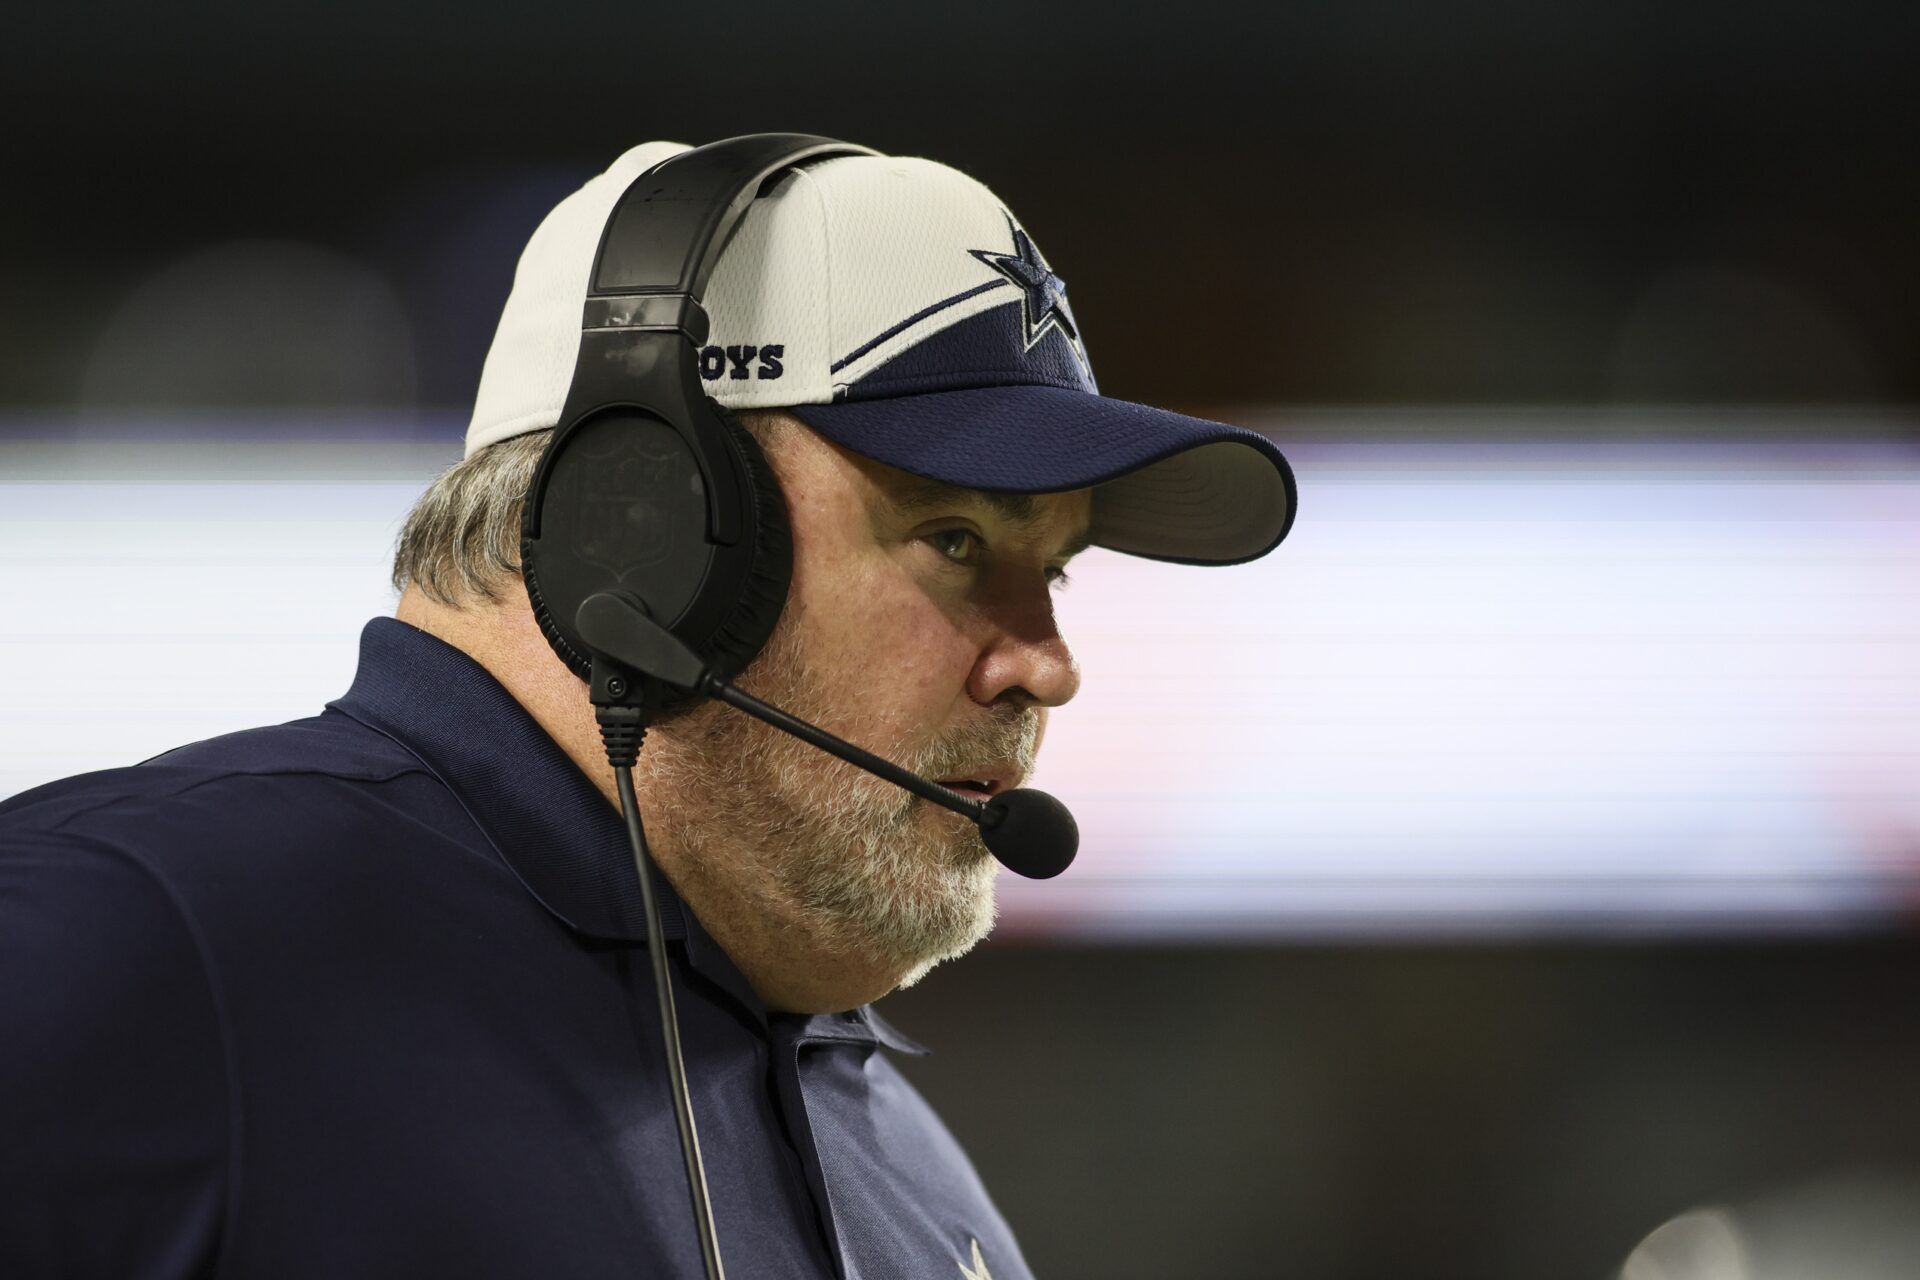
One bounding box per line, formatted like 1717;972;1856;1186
0;140;1295;1278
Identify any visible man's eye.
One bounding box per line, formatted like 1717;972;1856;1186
926;528;979;563
925;528;1072;590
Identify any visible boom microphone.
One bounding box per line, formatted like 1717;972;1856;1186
575;590;1079;879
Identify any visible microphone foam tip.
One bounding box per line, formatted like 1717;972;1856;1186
980;788;1078;880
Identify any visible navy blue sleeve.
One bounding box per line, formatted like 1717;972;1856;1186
0;823;229;1277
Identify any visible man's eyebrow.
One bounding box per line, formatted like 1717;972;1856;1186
888;476;1095;559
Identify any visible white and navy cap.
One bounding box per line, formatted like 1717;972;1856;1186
468;141;1296;565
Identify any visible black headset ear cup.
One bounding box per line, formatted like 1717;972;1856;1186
519;405;793;717
682;409;793;695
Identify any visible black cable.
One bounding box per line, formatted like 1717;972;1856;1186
603;708;726;1280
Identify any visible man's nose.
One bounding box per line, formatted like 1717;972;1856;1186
966;581;1081;710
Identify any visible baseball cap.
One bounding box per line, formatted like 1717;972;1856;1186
467;140;1297;565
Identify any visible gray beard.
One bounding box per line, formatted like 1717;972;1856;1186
636;640;1026;988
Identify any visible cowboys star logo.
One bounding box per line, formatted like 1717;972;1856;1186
968;215;1089;374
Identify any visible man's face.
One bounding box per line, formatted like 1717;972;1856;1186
643;413;1092;989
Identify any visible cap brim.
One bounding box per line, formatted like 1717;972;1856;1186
786;385;1297;566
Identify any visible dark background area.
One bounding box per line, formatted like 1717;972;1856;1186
5;4;1917;1276
5;0;1917;414
886;939;1920;1279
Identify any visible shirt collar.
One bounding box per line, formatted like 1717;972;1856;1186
326;616;929;1056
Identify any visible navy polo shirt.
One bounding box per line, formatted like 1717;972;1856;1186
0;617;1034;1280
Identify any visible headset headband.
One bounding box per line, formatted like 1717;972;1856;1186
574;134;880;352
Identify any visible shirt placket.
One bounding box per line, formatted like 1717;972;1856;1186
663;944;851;1279
764;1015;887;1280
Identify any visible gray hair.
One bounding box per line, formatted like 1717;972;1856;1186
390;409;791;608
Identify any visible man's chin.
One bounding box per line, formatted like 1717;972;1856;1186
891;954;942;992
889;908;995;993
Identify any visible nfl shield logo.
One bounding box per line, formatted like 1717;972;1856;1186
574;440;682;579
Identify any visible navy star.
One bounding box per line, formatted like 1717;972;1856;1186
969;219;1086;360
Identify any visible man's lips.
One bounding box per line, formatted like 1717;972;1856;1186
935;770;1014;797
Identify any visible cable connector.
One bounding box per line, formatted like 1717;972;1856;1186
597;703;648;769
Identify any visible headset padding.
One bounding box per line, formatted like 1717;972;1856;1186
661;409;793;709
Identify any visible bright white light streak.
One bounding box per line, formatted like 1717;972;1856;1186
3;418;1917;939
1;422;450;798
1010;431;1920;939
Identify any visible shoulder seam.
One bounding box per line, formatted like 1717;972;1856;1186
45;764;427;836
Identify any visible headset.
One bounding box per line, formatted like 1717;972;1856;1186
521;133;869;719
515;134;1078;1280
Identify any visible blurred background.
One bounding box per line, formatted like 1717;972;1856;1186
4;1;1918;1276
